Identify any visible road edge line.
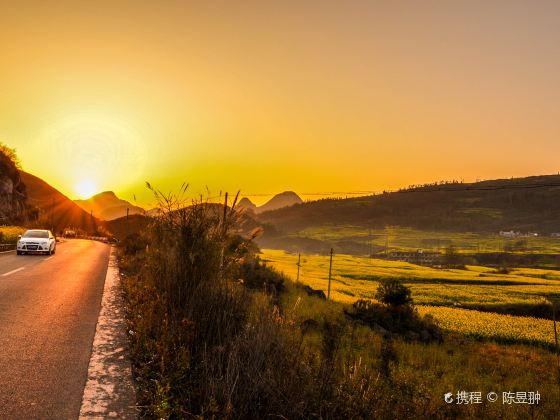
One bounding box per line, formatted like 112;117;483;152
79;246;138;418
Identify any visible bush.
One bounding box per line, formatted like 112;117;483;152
119;232;149;256
346;279;442;343
0;226;25;244
345;299;442;343
238;256;285;295
375;278;413;306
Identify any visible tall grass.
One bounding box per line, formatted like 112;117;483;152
120;190;405;418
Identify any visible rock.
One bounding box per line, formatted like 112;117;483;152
303;285;327;300
0;149;31;224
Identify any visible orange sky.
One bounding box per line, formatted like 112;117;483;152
1;1;560;206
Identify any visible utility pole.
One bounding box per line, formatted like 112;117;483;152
385;233;389;257
368;228;372;258
50;198;55;232
296;253;301;283
327;248;333;300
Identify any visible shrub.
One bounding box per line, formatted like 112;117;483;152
345;279;442;344
120;232;149;256
238;256;284;295
375;278;413;306
345;299;442;343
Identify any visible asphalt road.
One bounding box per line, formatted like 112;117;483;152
0;239;110;419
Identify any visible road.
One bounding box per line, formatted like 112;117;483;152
0;239;110;419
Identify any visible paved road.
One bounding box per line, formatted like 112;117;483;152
0;239;110;419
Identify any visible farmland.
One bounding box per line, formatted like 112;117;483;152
293;225;560;254
261;249;560;348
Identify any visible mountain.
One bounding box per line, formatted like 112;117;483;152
259;191;303;213
259;175;560;234
20;171;99;233
237;191;303;215
0;147;31;224
75;191;145;221
237;197;257;213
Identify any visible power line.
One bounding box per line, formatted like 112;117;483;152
230;181;560;200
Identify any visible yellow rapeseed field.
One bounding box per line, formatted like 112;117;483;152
417;306;555;348
262;249;560;348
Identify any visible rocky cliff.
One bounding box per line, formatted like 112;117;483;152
0;146;30;224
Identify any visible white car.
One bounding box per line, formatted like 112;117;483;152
17;230;57;255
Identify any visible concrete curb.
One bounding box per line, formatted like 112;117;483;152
79;247;138;419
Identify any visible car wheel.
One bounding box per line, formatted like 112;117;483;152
16;250;22;255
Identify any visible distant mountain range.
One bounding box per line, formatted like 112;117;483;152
237;191;303;214
7;140;560;244
259;175;560;234
74;191;145;221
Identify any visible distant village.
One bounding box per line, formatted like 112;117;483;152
382;230;560;267
499;230;540;238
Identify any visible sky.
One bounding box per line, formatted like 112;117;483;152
1;1;560;206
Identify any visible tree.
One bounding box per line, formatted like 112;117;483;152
442;245;463;267
375;278;412;306
0;142;21;168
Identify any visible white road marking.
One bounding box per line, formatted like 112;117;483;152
1;267;25;277
43;256;53;261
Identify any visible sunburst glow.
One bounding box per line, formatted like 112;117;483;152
75;179;97;199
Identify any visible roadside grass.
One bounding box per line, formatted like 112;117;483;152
0;226;25;244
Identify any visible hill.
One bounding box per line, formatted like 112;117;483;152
75;191;145;221
104;214;153;240
258;191;303;213
0;144;31;224
237;191;303;214
20;171;99;233
237;197;257;213
259;175;560;234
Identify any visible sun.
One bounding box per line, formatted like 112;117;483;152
75;179;98;199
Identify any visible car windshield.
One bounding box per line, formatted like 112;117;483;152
22;230;49;239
